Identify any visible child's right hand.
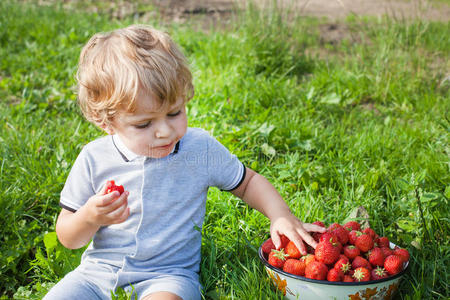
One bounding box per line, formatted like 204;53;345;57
81;182;130;226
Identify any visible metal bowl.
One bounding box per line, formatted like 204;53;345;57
259;240;409;300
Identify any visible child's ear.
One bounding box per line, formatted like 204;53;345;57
98;122;115;135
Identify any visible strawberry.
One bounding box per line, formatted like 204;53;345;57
285;241;301;259
303;254;316;267
261;238;276;255
268;249;288;269
371;266;389;280
362;228;377;239
279;235;290;249
315;240;340;265
355;233;374;252
312;221;325;227
283;258;305;276
348;230;361;245
105;180;124;195
305;261;328;280
319;232;339;244
334;256;350;274
327;268;344;282
331;226;349;245
312;232;323;243
352;256;372;270
368;247;385;267
327;222;343;232
343;275;354;282
393;248;410;263
376;236;390;248
380;246;394;257
343;245;360;260
384;255;404;275
343;221;361;232
353;267;371;282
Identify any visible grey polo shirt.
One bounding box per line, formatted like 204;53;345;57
59;127;245;286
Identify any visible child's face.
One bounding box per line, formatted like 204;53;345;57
105;90;187;159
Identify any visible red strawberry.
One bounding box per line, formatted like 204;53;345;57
279;235;290;249
381;246;394;257
371;266;389;280
306;244;315;254
362;227;377;239
268;249;288;269
348;230;361;245
343;221;361;232
384;255;404;275
315;240;340;265
331;226;349;245
393;248;410;263
343;275;354;282
327;268;344;282
262;238;276;255
283;258;305;276
319;232;339;244
105;180;124;195
353;267;371;282
313;232;323;243
327;223;342;232
305;261;328;280
352;256;372;270
312;221;325;227
368;247;385;267
285;241;301;259
355;233;374;252
376;236;390;248
334;256;350;274
303;254;316;266
343;245;360;260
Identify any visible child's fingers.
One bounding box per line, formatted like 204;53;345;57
289;233;307;255
297;227;318;250
302;223;327;233
271;232;282;250
100;181;109;195
112;207;130;224
97;191;121;207
106;198;129;220
101;191;129;213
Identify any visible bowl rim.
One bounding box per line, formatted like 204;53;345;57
259;239;409;286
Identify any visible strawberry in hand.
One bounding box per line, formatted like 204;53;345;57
105;180;124;195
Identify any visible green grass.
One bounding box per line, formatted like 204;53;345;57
1;0;449;299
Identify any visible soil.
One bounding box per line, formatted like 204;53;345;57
151;0;450;22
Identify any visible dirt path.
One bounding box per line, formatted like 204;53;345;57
154;0;449;22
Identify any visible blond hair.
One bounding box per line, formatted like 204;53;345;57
76;24;194;126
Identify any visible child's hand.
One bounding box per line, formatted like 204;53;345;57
270;212;326;256
81;182;130;226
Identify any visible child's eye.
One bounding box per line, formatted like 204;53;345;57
167;110;181;117
135;121;151;129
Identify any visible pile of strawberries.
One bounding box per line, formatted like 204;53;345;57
262;221;409;282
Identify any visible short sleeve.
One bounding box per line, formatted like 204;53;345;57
207;135;245;191
59;147;96;212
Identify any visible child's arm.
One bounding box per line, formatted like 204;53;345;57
230;167;325;255
56;184;130;249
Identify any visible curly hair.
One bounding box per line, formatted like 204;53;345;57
76;24;194;126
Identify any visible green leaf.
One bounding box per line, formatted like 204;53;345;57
43;232;58;254
261;143;276;157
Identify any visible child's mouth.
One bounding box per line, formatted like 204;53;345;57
154;142;174;150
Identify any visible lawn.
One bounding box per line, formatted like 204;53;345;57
0;1;448;299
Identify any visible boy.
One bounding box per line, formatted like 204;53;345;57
44;25;325;300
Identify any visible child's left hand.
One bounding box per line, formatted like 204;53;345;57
270;212;326;256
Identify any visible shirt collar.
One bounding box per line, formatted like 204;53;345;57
112;135;179;162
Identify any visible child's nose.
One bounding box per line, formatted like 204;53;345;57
154;120;171;138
